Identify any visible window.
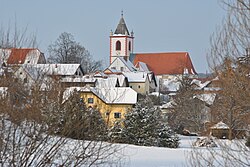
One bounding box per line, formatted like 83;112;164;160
88;98;94;104
111;67;116;70
138;85;141;89
130;86;132;88
116;41;121;50
24;78;28;84
128;41;131;51
114;112;121;119
80;98;84;103
120;67;124;71
105;112;110;118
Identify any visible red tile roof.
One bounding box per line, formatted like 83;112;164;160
132;52;197;75
7;48;34;64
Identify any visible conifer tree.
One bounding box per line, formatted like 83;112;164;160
110;96;179;148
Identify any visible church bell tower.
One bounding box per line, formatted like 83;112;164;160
110;12;134;64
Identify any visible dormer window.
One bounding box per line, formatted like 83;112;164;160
116;41;121;51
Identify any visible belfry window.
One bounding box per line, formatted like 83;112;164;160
116;41;121;51
128;41;131;51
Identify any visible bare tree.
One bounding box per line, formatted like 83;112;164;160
188;1;250;166
207;0;250;140
0;24;37;49
47;32;102;74
0;28;122;166
0;73;122;166
170;77;206;134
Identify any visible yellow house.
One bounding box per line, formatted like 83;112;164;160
63;86;137;126
123;72;151;95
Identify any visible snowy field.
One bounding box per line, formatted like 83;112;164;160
1;117;248;167
119;135;249;167
121;135;196;167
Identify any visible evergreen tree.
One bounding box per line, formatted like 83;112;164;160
45;91;107;140
110;96;179;148
157;124;179;148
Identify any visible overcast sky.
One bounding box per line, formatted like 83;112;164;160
0;0;226;73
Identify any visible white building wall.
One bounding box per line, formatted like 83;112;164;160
110;36;133;64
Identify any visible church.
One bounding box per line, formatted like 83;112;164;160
103;13;198;95
105;13;197;78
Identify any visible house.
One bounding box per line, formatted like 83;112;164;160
108;74;129;87
123;71;151;95
210;121;229;139
95;77;120;88
14;64;84;90
63;86;137;126
191;77;221;93
0;48;46;65
61;76;97;88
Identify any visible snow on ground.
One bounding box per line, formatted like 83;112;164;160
121;135;197;167
119;135;249;167
1;117;248;167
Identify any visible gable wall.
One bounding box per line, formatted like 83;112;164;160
80;92;133;126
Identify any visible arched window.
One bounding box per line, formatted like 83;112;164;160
116;41;121;51
128;41;131;51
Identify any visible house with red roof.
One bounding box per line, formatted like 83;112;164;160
0;48;46;65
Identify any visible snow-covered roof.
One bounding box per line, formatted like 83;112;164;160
93;87;137;104
194;93;216;105
107;57;137;73
104;67;120;74
0;49;11;63
93;72;107;78
162;77;181;92
211;121;229;129
136;61;150;72
61;76;96;83
191;79;211;90
96;77;118;88
161;101;176;109
63;86;137;104
123;71;148;83
119;57;137;72
108;74;127;86
0;48;44;65
203;87;221;91
22;64;82;78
